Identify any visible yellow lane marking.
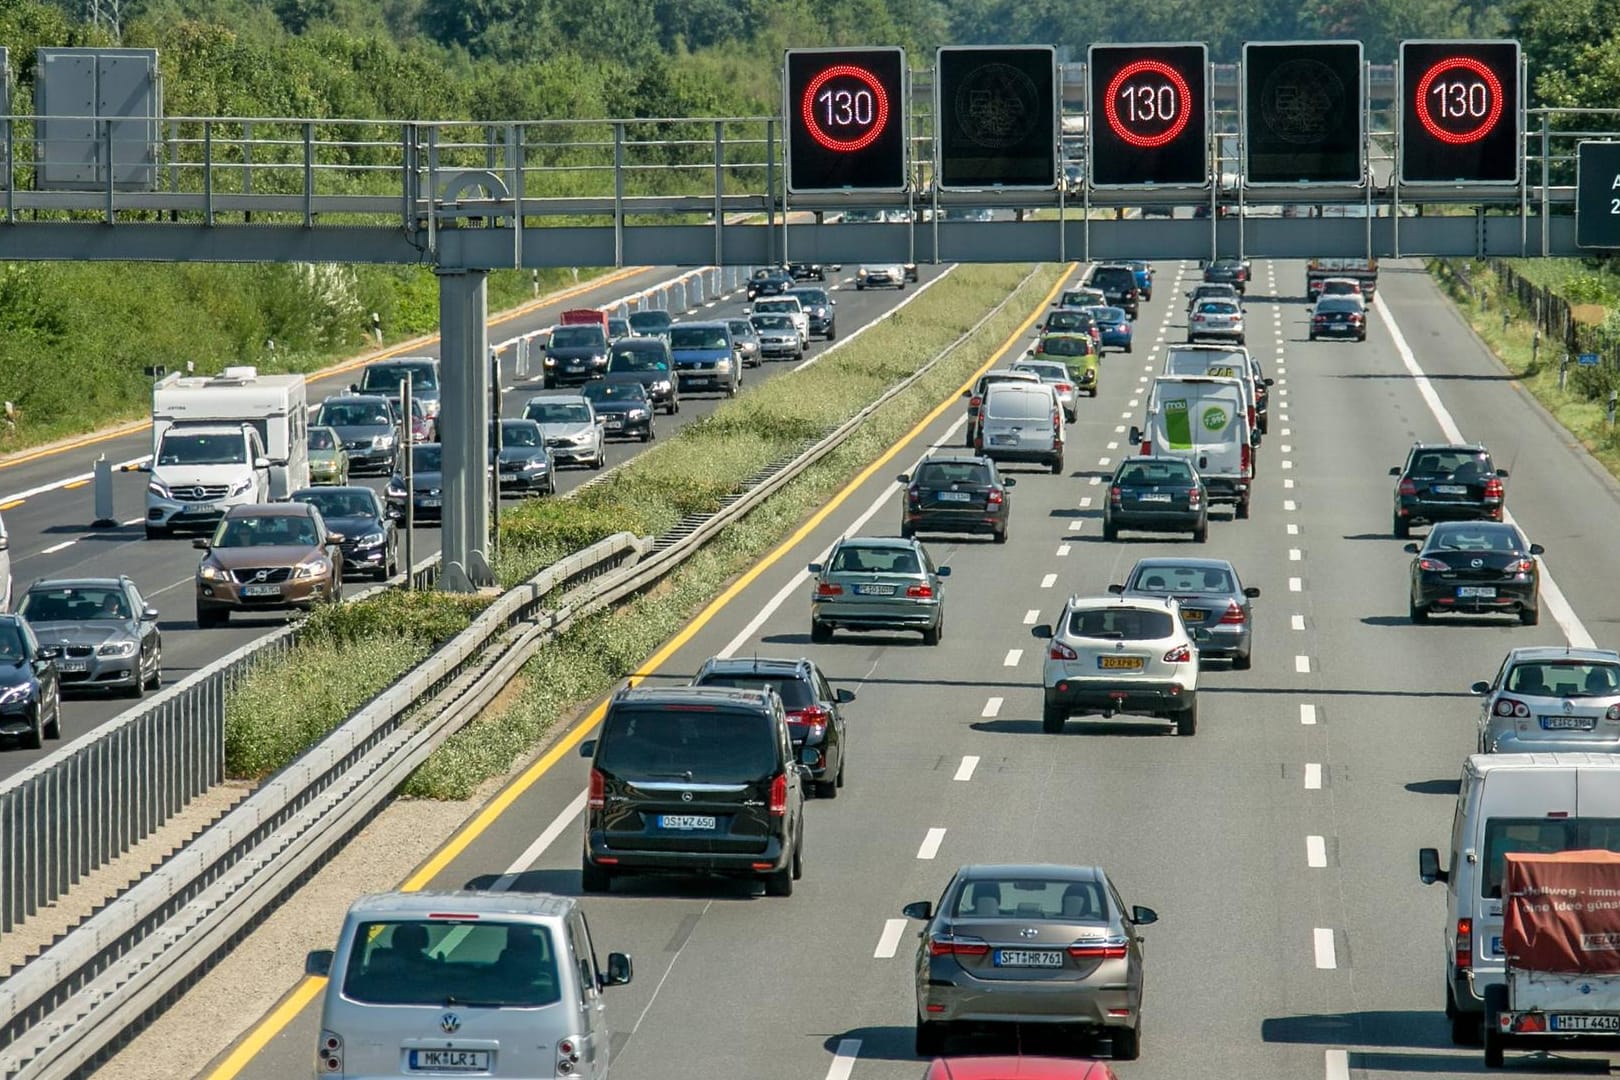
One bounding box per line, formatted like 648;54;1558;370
0;499;22;511
206;263;1075;1080
64;479;88;490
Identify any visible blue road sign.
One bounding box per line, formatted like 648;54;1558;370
1579;352;1601;366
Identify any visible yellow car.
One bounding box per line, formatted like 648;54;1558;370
1032;332;1100;398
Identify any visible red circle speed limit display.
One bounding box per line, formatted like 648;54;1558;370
1088;44;1208;187
785;48;907;193
1400;40;1520;184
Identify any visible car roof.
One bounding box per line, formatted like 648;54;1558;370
223;502;317;519
921;454;992;466
955;863;1103;883
1410;441;1488;452
1505;646;1620;663
292;485;378;497
614;335;667;347
611;685;778;709
1129;556;1237;573
525;394;590;405
1065;594;1177;612
697;656;812;679
834;536;921;550
365;357;436;369
348;890;575;920
26;577;128;591
324;394;389;404
1426;521;1519;537
672;319;729;328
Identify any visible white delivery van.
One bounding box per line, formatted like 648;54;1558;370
1161;344;1267;448
1130;376;1253;517
977;381;1064;474
145;424;272;539
306;890;633;1079
1418;753;1620;1044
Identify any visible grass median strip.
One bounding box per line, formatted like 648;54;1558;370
222;263;1058;788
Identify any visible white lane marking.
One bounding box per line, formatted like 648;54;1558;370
1283;499;1296;512
917;828;947;860
1040;573;1058;589
1281;428;1291;437
1314;928;1337;969
874;920;908;959
1024;610;1041;627
1289;577;1302;592
1307;835;1328;868
1287;523;1299;535
982;697;1003;718
1114;425;1126;434
1305;762;1322;789
1301;703;1318;725
1280;444;1293;453
1106;441;1119;450
491;790;590;892
1089;476;1102;486
1138;375;1150;383
1375;298;1594;649
1291;614;1306;631
1056;544;1071;557
1326;1049;1350;1080
1296;655;1311;674
1121;411;1133;419
955;755;980;781
1289;548;1302;561
1079;497;1091;508
825;1038;862;1080
1004;649;1022;667
1276;379;1287;386
1284;478;1295;488
1128;399;1139;407
1280;413;1290;422
42;540;76;554
1098;457;1111;467
1282;460;1294;470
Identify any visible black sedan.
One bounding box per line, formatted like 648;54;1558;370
747;270;795;300
0;614;61;749
690;655;854;798
1309;296;1367;341
1103;456;1208;542
291;486;400;580
16;577;162;698
787;262;832;281
1391;442;1507;538
898;455;1015;543
582;381;655;442
489;418;556;497
1407;521;1542;625
384;443;444;523
1203;257;1250;292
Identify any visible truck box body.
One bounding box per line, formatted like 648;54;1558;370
1306;257;1378;300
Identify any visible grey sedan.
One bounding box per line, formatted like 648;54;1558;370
902;863;1157;1061
17;577;162;698
809;537;949;645
1474;646;1620;754
1110;557;1259;670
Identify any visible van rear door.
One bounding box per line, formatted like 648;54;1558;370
1471;765;1581;976
981;385;1058;454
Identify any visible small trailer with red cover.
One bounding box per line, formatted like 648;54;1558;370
1489;849;1620;1067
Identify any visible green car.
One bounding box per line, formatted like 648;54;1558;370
808;536;951;646
307;425;350;485
1031;332;1100;397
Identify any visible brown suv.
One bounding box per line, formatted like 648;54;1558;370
194;503;344;627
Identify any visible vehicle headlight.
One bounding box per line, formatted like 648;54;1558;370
148;480;172;499
97;640;137;658
714;358;732;371
628;408;649;419
652;379;670;390
199;564;229;582
228;477;255;497
591;355;608;367
355;531;386;548
543;355;556;366
573;433;593;445
0;684;31;706
372;434;395;449
522;458;547;471
293;558;330;579
385;480;406;498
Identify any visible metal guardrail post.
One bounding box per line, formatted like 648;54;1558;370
714;121;725;268
303;122;315;228
243;119;253;225
203;120;214;227
613;122;625;267
103;119;114;224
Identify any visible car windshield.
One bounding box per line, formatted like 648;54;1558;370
1196;286;1235;299
157;432;247;466
549;326;604;348
361;364;437;393
1060;291;1103;306
1482;817;1620;898
1131;564;1235;594
608;319;630;337
341;920;561;1008
1039;336;1091;357
0;624;24;662
584;383;645;403
629;311;672;331
320;402;390;427
295;490;378;519
412;445;443;472
670;327;730;350
597;706;777;783
19;587;130;622
829;545;921;574
752;315;794;330
1426;526;1522;553
727;321;756;338
951;876;1110;922
1066;606;1175;640
609;347;666;372
695;674;815;711
789;290;828;306
915;462;992;487
498;423;541;447
1408;449;1493;477
1116;460;1195;485
214;515;319;548
1505;661;1620;698
308;428;337;451
525;402;591;425
1092;307;1127;323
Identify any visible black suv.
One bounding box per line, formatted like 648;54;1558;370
747;270;795;301
1202;257;1250;293
1086;265;1141;319
579;686;808;896
787;262;830;281
1390;442;1508;538
690;657;854;798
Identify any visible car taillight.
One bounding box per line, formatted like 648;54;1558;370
1399;479;1417;496
1511;558;1535;573
1417;557;1450;572
1219;601;1246;625
1313;315;1327;323
558;1036;582;1074
1494;697;1531;718
817;582;843;596
1056;383;1072;394
1248;407;1256;429
1050;640;1078;661
587;768;605;810
906;584;934;599
1607;705;1620;722
907;485;921;506
1109;485;1122;502
929;935;990;957
1456;918;1473;971
792;705;831;739
1484;478;1504;499
1163;644;1192;663
1140;441;1152;455
969;395;982;408
317;1031;344;1074
987;489;1004;505
1349;314;1363;323
1241;442;1251;473
1068;939;1130;960
1188;486;1201;507
769;772;788;816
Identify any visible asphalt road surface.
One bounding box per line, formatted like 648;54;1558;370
0;263;948;774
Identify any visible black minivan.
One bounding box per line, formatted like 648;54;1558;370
1087;264;1142;320
579;686;809;896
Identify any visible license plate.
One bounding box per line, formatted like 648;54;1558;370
1457;586;1497;598
990;434;1017;446
1549;1014;1620;1032
994;949;1064;968
606;419;623;428
853;584;895;596
657;815;716;830
1541;715;1598;731
1433;484;1468;495
937;491;972;503
185;502;221;514
1137;493;1172;503
408;1049;491;1072
242;584;281;597
57;660;88;672
1182;610;1207;622
420;498;442;509
1098;656;1145;670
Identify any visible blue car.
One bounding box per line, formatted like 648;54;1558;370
668;321;739;396
1085;305;1134;354
1123;259;1154;300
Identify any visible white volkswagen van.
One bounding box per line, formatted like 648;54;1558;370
1130;376;1253;518
977;381;1064;474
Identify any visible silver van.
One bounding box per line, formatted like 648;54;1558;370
307;890;633;1078
977;382;1064;474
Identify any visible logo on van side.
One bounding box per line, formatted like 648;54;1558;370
1200;406;1230;433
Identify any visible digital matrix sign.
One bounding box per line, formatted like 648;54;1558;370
1242;41;1365;185
784;47;908;194
935;45;1057;190
1399;40;1520;184
1088;43;1209;187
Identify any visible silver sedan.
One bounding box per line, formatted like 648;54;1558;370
1474;646;1620;753
1111;557;1259;670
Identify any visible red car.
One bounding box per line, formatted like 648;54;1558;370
924;1058;1119;1079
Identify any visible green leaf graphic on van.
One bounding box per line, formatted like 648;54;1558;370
1200;406;1230;433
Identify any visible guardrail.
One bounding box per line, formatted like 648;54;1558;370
0;262;1040;1079
0;260;755;938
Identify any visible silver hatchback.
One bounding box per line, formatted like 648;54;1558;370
902;863;1158;1061
1473;647;1620;754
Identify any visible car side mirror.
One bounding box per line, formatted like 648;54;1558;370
192;538;211;550
604;952;634;987
1128;427;1141;445
0;535;8;552
1496;468;1510;478
960;389;971;398
253;456;271;469
305;949;334;977
1389;466;1401;476
1131;905;1159;926
1243;586;1261;599
807;563;823;574
1107;583;1125;595
1403;542;1421;555
1530;543;1545;556
742;307;752;315
836;688;856;704
595;416;606;425
578;739;597;758
1031;624;1053;639
1003;477;1016;487
896;473;910;484
33;647;52;664
141;606;160;621
348;383;360;393
1263;378;1275;386
901;900;933;920
133;463;152;474
936;566;951;578
326;532;346;545
1471;681;1491;695
1418;847;1447;885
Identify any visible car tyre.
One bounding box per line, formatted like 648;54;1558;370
580;859;613;894
810;620;832;644
1448;984;1483;1046
922;617;941;647
826;327;836;341
592;450;606;471
1112;1022;1141;1062
146;650;163;689
1410;599;1429;625
1177;699;1199;737
43;700;61;740
1193;520;1208;544
1520;605;1540;626
816;774;838;799
900;524;915;540
21;708;43;750
1393;515;1410;539
1042;700;1066;734
640;428;653;443
1235;496;1251;520
764;861;795;897
1232;651;1252;671
1103;520;1119;542
1050;453;1064;476
836;752;845;788
1126;342;1134;354
993;525;1008;545
125;669;145;700
1483;983;1508;1067
915;1017;946;1058
197;605;228;629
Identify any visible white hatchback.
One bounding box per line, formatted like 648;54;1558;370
1033;595;1205;736
1188;299;1245;344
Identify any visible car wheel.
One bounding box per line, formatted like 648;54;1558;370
993;525;1008;544
43;699;61;740
726;381;737;398
1235;497;1251;520
1393;515;1410;539
1449;984;1483;1046
900;524;915;540
792;826;804;878
126;666;146;700
836;751;845;788
922;616;942;646
826;327;836;341
810;620;832;644
1520;605;1540;626
1042;699;1066;734
1177;699;1198;737
1103;520;1119;542
1112;1022;1141;1061
1050;454;1064;476
1193;520;1208;544
385;549;399;579
816;773;838;799
640;428;652;443
1410;599;1430;625
330;575;343;605
1232;651;1252;671
197;605;228;629
1483;984;1507;1067
764;860;795;897
580;859;613;894
915;1016;946;1058
21;707;43;750
593;450;606;471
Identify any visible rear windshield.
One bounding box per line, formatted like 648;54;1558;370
829;545;921;574
670;327;730;350
1013;363;1069;384
695;674;814;711
597;706;777;782
629;310;672;330
1197;301;1240;315
1505;661;1620;698
1065;606;1174;641
549;326;605;349
1116;460;1194;485
361;364;438;392
915;461;992;487
341;920;561;1008
952;876;1110;921
1317;298;1363;312
1045;311;1093;332
1482;818;1620;898
1091;268;1134;286
608;345;666;372
1038;336;1092;357
1130;564;1234;594
1407;449;1493;476
1425;525;1523;553
985;386;1051;419
320;402;390;427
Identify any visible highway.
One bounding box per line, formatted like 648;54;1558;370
0;262;949;774
195;251;1620;1080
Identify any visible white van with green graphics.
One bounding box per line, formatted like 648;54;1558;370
1130;375;1254;518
